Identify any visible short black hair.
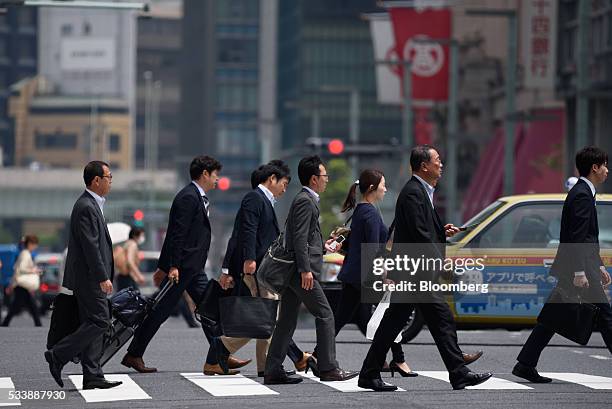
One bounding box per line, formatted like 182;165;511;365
190;156;222;180
576;146;608;177
83;161;109;187
260;160;291;184
298;155;324;186
129;227;144;239
250;167;263;189
410;144;436;171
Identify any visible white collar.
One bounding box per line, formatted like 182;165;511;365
85;188;106;214
303;186;320;202
192;180;207;197
258;184;276;207
579;176;596;197
413;175;435;206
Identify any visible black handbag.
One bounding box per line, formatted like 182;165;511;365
537;285;600;345
109;286;149;327
219;275;279;339
258;228;295;294
194;279;232;337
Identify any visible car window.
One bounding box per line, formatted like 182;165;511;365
598;204;612;248
467;202;563;248
448;200;506;244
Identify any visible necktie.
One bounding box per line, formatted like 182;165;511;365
202;195;210;216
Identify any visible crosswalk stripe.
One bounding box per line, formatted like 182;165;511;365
181;373;279;397
68;374;151;403
298;371;405;393
0;378;20;407
589;355;611;360
418;371;533;390
540;373;612;390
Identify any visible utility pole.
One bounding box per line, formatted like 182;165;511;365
466;9;517;196
575;0;591;150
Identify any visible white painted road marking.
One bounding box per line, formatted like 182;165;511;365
0;378;20;407
181;373;278;397
418;371;533;390
540;373;612;390
68;374;151;403
298;371;405;392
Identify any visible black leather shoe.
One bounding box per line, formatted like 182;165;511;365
304;356;320;377
358;377;398;392
463;350;484;365
83;379;123;390
263;374;303;385
258;369;296;377
44;350;64;388
319;368;359;382
512;362;552;383
212;337;230;374
450;371;493;390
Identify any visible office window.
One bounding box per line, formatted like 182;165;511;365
217;0;259;19
19;38;36;60
217;39;258;64
61;24;73;36
0;38;7;58
109;134;121;152
17;8;36;26
217;84;258;111
35;131;78;149
217;127;257;155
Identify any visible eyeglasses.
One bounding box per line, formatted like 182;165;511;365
101;174;113;180
316;174;330;179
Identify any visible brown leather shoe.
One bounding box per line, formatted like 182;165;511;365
293;351;312;372
319;368;359;382
121;354;157;373
463;351;484;365
203;363;239;376
227;355;252;370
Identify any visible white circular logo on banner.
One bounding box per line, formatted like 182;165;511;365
403;35;444;77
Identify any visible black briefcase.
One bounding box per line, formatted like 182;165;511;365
258;232;295;294
46;293;80;352
537;285;600;345
219;276;279;339
194;279;233;337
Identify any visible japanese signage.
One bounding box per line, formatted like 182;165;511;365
521;0;557;89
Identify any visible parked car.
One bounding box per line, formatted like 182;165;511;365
321;194;612;342
35;253;64;315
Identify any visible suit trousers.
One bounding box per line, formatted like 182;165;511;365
127;270;211;358
51;285;109;381
518;285;612;367
333;282;405;363
265;272;338;375
360;297;468;380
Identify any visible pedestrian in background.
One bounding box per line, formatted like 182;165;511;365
1;235;42;327
115;227;146;291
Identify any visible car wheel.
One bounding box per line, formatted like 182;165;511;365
400;308;424;343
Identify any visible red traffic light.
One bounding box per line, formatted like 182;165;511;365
133;209;144;221
218;177;231;191
328;139;344;155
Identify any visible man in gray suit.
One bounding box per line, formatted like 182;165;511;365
264;156;357;384
44;161;121;390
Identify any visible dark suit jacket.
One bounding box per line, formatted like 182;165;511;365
392;176;445;282
158;183;211;274
63;191;114;292
286;188;324;278
223;188;280;281
550;178;604;284
338;203;388;285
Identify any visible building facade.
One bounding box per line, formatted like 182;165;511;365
0;6;38;167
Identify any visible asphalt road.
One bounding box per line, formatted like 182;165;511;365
1;312;610;409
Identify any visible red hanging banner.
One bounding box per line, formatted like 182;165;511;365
390;8;451;101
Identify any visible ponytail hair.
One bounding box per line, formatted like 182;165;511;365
341;169;384;212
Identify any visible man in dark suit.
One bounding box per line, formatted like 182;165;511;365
44;161;121;390
264;156;357;384
358;145;493;391
513;146;612;383
121;156;225;374
212;161;297;376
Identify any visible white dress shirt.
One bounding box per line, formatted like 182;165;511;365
413;174;435;208
85;188;106;218
258;184;276;207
